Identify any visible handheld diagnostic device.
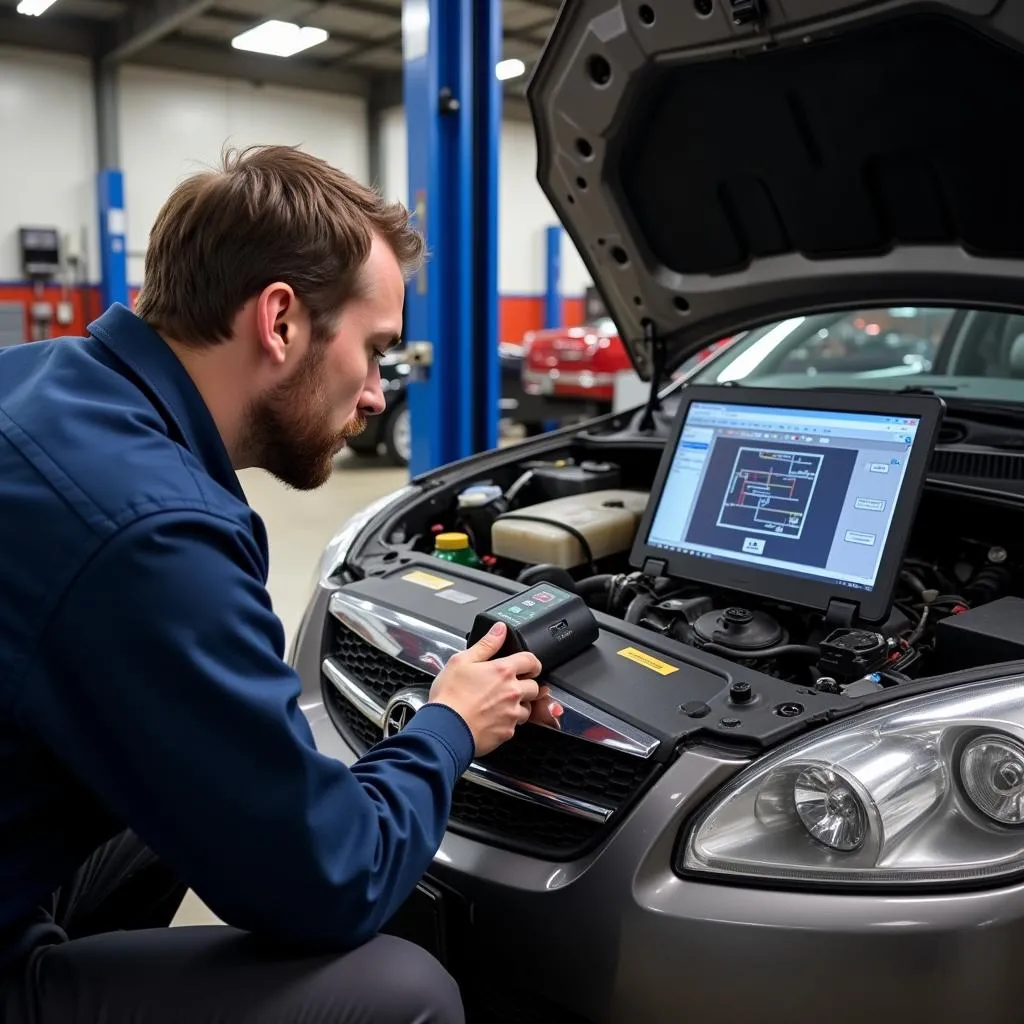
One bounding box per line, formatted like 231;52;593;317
467;582;599;671
630;386;944;623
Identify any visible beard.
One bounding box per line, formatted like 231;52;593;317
241;343;366;491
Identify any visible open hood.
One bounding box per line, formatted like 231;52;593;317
527;0;1024;380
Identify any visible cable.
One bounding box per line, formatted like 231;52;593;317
700;642;821;662
503;469;535;505
906;605;931;647
495;514;598;574
899;570;927;597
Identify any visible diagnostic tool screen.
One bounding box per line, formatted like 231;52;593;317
645;401;923;594
489;585;574;628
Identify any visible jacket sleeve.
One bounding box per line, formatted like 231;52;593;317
15;509;475;950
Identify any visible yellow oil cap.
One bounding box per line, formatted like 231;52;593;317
434;532;470;551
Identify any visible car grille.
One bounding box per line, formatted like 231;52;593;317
323;621;660;859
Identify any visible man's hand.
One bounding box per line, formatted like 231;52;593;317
428;622;559;756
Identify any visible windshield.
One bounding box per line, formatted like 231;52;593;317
691;306;1024;405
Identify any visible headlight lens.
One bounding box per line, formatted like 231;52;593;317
961;734;1024;826
793;766;871;852
681;676;1024;887
316;484;417;584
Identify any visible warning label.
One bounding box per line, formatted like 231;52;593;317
616;646;679;676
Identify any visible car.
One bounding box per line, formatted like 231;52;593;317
522;314;732;417
521;315;629;416
343;350;414;465
290;5;1024;1022
346;343;560;465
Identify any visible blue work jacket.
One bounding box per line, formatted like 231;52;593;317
0;303;473;966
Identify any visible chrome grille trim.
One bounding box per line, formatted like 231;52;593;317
329;591;659;759
322;656;614;824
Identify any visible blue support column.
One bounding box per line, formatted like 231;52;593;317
97;169;128;311
544;225;562;329
402;0;502;477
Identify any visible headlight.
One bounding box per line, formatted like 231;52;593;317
316;485;417;584
681;676;1024;887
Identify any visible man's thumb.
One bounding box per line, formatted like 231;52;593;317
466;621;506;661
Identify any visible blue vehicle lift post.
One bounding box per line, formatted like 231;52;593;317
401;0;502;477
544;225;562;329
94;60;128;311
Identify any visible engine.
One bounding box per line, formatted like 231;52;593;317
377;452;1024;695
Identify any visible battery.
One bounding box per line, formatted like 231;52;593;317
933;597;1024;672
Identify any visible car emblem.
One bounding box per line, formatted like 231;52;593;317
382;689;427;739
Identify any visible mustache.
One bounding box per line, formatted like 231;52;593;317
340;415;367;439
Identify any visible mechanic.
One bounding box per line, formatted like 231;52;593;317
0;144;558;1023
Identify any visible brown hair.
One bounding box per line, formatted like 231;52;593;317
134;144;424;346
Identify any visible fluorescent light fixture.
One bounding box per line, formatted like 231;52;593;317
16;0;60;14
495;58;526;81
231;19;328;58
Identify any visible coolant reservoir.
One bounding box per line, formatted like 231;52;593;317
491;489;649;568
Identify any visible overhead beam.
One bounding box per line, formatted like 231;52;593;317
135;38;372;96
0;9;97;57
102;0;217;63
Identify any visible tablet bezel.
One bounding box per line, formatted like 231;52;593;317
629;385;945;624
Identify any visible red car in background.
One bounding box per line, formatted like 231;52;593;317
522;315;731;418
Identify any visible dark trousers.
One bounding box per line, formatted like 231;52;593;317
0;831;464;1023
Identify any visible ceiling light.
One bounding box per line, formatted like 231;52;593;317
495;58;526;81
16;0;60;14
231;19;328;58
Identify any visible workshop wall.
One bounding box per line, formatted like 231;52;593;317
119;66;370;287
0;46;592;344
380;110;592;342
0;47;102;335
499;119;590;340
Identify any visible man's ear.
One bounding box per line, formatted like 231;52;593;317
255;283;297;367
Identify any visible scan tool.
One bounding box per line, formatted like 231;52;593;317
467;582;600;672
631;386;944;624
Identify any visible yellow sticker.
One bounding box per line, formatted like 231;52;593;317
617;646;679;676
402;570;453;591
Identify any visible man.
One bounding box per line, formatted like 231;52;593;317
0;145;556;1022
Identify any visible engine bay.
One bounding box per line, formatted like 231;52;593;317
350;387;1024;703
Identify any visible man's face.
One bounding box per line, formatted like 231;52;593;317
247;235;404;490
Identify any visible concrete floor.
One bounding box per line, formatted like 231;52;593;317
172;450;408;927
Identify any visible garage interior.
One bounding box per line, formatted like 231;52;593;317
11;3;1024;1021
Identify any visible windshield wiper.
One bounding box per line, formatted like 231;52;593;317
938;397;1024;435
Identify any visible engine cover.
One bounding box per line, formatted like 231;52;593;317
330;556;859;754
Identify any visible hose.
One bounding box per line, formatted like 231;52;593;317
577;574;615;611
516;564;579;593
700;642;821;662
625;591;658;625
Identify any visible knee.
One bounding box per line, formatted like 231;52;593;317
361;936;464;1024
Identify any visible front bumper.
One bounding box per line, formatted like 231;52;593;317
293;583;1024;1024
